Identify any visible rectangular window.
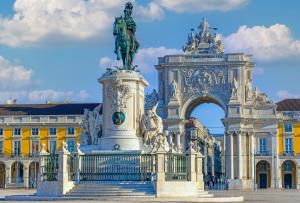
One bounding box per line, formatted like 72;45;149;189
0;128;3;136
284;123;293;133
31;140;39;156
67;127;75;135
285;138;293;153
259;138;267;154
49;140;56;155
49;128;57;135
31;128;39;136
14;140;21;156
14;128;21;136
67;139;75;152
0;140;3;155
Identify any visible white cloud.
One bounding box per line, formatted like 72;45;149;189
0;0;166;47
0;56;32;89
0;55;90;103
155;0;248;13
99;46;181;72
224;24;300;60
135;2;164;21
277;90;300;100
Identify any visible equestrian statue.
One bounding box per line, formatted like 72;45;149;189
113;2;139;70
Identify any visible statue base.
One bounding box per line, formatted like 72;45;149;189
100;131;140;151
98;69;148;151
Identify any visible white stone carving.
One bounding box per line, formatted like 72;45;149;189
140;103;163;147
151;132;168;152
230;77;238;99
182;67;228;102
106;77;131;112
81;104;102;145
245;79;252;100
253;87;271;105
182;18;224;54
145;89;159;111
170;80;178;98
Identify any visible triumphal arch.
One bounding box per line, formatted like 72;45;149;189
152;18;278;189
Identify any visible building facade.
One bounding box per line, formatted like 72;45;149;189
254;99;300;189
185;118;224;184
0;103;100;188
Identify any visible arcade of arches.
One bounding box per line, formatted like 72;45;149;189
255;160;298;189
0;160;39;188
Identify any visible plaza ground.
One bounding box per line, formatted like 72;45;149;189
1;189;300;202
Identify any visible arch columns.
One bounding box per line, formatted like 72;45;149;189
297;167;300;189
5;166;11;187
23;162;30;188
225;132;234;179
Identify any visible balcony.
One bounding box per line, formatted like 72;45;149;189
255;151;272;156
281;151;294;156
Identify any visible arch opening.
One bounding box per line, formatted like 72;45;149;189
0;162;5;188
256;160;271;189
11;162;23;185
29;162;39;188
281;160;297;189
184;96;226;185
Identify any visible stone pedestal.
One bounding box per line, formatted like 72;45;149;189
98;70;148;151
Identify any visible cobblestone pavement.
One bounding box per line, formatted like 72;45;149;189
212;189;300;203
1;189;300;203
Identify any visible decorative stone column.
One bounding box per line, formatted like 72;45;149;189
58;141;71;195
186;142;197;182
225;132;234;179
23;165;29;188
237;132;243;179
297;167;300;189
5;165;11;187
196;151;204;190
271;132;279;188
98;70;148;151
38;143;49;182
74;143;84;183
154;146;166;197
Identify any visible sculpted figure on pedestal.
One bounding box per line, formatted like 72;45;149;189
253;88;271;105
170;80;178;98
230;78;239;99
245;79;253;100
81;104;102;145
113;2;139;70
140;103;163;147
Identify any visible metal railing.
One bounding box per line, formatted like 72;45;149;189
42;154;59;181
255;151;272;156
79;153;156;181
165;153;188;181
281;151;294;156
67;154;75;181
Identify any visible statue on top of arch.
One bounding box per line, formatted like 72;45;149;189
183;18;224;54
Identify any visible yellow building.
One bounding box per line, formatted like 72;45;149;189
277;99;300;189
254;99;300;189
0;102;101;188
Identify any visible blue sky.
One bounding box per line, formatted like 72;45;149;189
0;0;299;133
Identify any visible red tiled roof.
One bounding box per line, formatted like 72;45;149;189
0;103;101;116
276;99;300;111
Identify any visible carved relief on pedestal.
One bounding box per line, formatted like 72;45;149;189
180;66;229;103
106;78;132;112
